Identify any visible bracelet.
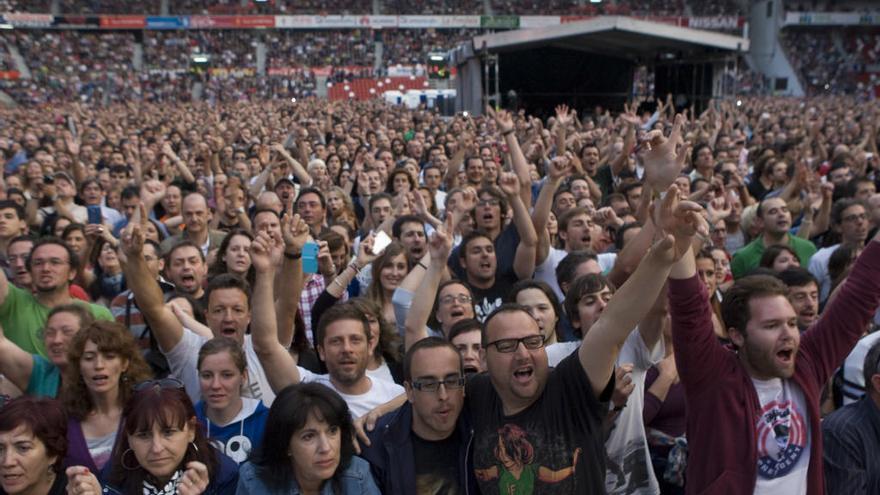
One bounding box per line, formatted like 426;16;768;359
417;261;428;269
349;261;362;272
284;251;302;260
613;404;625;412
502;129;515;137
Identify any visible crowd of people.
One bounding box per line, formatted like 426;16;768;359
2;0;746;15
783;27;880;98
0;87;875;495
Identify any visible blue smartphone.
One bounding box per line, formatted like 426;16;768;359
302;242;319;274
86;205;102;225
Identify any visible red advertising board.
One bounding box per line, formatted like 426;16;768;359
99;15;146;28
236;16;274;28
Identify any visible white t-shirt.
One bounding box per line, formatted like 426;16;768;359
546;341;581;367
807;244;838;303
751;377;810;495
365;360;395;384
533;247;617;302
605;328;664;495
165;330;276;406
298;367;404;418
841;331;880;405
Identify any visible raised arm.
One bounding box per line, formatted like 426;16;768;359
499;173;537;280
532;156;570;265
272;142;312;186
579;115;692;395
0;322;35;393
249;230;302;393
276;211;311;348
404;229;452;351
120;215;183;353
489;107;532;208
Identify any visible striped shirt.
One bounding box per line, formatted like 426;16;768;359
822;396;880;494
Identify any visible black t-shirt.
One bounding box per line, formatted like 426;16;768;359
469;269;519;322
412;430;462;495
467;351;611;494
448;223;521;281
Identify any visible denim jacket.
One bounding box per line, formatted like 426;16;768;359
236;456;380;494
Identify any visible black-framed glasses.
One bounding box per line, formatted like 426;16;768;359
485;334;547;353
134;378;184;392
411;376;466;393
439;294;473;305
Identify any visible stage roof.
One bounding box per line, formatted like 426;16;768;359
463;16;749;60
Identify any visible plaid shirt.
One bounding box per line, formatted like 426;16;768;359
300;273;348;344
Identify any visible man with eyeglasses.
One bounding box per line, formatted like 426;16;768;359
360;337;478;494
809;198;869;303
0;237;113;357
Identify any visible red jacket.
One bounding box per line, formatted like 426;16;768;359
668;241;880;495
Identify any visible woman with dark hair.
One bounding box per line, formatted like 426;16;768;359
87;238;126;305
237;383;380;494
507;280;564;345
759;244;801;273
385;169;415;195
61;321;153;476
0;397;68;495
68;378;238;494
207;229;255;286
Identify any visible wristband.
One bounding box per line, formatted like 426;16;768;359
284;251;302;260
417;261;428;269
502;129;515;137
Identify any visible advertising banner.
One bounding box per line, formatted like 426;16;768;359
99;15;146;28
5;13;53;27
145;16;190;29
480;15;519;29
519;16;561;28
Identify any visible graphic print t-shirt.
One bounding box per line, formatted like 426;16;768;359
752;377;810;495
413;430;461;495
604;329;663;495
467;351;610;494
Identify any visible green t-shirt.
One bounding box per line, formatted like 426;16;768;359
730;235;817;279
0;285;114;357
26;354;60;398
499;463;537;495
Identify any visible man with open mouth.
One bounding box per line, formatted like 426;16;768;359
667;212;880;494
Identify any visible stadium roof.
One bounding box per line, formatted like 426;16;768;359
465;16;749;60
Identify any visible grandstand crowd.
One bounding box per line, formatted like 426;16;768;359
0;0;879;494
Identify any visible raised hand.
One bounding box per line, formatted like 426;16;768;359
653;185;707;261
547;155;572;181
486;105;515;135
250;231;282;274
177;461;210;495
642;114;687;193
282;210;311;254
427;228;453;262
555;104;573;127
356;233;380;267
498;172;520;198
621;102;641;127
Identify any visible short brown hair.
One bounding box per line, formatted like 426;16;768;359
720;275;789;338
314;301;370;348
